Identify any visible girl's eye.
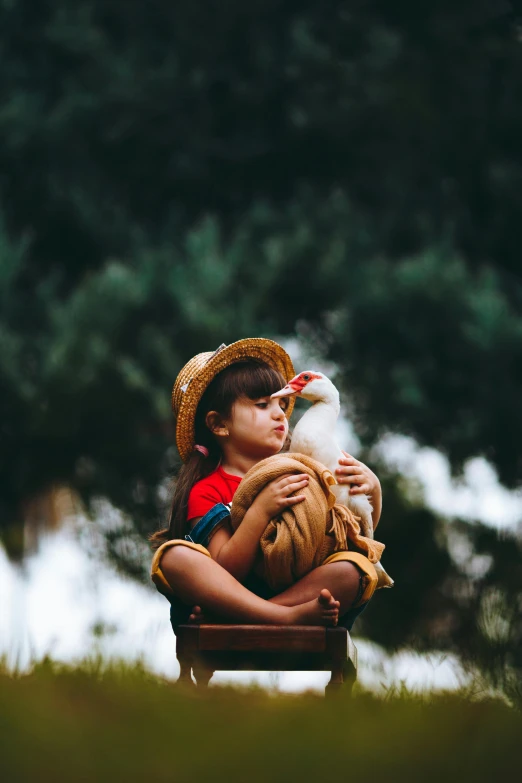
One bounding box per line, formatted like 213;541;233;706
254;398;288;410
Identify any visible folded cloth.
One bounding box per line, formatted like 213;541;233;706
230;452;386;592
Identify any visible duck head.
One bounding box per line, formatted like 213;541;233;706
271;371;339;404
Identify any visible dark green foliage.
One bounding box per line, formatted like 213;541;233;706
2;1;521;504
2;1;521;272
324;251;522;486
0;1;521;691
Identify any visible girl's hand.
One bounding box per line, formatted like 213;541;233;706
335;451;380;496
252;473;310;520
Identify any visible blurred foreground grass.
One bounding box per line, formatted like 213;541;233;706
1;658;520;783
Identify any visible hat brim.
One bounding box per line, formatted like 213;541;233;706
175;338;296;462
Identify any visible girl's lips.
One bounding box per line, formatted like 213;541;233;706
275;426;286;432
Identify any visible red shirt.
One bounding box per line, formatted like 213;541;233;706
187;465;242;521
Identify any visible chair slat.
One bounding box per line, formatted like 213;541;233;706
198;625;326;652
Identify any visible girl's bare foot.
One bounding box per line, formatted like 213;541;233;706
188;591;339;626
288;588;340;627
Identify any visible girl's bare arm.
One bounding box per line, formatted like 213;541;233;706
207;473;310;582
186;512;266;582
211;505;269;582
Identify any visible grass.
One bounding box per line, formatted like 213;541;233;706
0;658;520;783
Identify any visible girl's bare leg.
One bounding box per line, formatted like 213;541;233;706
268;561;362;615
161;545;340;626
187;561;361;622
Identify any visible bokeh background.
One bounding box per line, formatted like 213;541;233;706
1;1;521;700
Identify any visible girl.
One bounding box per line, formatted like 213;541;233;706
151;338;381;630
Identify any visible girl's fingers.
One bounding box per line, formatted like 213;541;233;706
350;484;370;494
335;465;360;475
279;486;308;504
338;460;361;470
280;473;308;487
283;478;309;494
349;476;368;489
336;471;366;484
275;473;296;485
287;494;306;504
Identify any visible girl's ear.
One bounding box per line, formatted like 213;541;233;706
205;411;229;437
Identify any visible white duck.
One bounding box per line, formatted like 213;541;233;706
272;370;393;588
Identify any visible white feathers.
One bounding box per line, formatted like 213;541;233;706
288;372;393;588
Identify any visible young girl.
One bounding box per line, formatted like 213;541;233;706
150;338;381;630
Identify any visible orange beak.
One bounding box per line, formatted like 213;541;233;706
271;383;300;399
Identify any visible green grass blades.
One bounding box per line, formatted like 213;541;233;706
0;659;520;783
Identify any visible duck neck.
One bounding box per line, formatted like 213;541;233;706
307;395;340;424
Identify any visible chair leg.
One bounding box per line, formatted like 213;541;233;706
192;663;214;688
342;658;356;696
176;654;196;687
325;662;344;697
325;659;356;697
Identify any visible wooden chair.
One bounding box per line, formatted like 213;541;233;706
175;624;357;696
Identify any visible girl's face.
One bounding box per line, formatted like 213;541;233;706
224;394;289;459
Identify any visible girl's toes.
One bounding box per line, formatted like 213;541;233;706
188;605;205;624
318;588;334;607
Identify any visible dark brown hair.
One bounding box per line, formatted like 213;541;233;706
149;359;288;548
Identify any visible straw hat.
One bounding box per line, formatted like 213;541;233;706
172;338;296;462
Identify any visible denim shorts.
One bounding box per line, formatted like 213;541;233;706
167;502;370;634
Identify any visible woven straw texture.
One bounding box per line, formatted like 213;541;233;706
172;338;295;462
229;452;385;592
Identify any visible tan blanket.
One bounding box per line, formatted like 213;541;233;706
230;453;385;592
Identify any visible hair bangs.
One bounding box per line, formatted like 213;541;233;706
196;360;287;427
225;361;287;402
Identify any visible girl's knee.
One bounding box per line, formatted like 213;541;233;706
324;560;362;607
326;560;360;583
160;542;209;581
